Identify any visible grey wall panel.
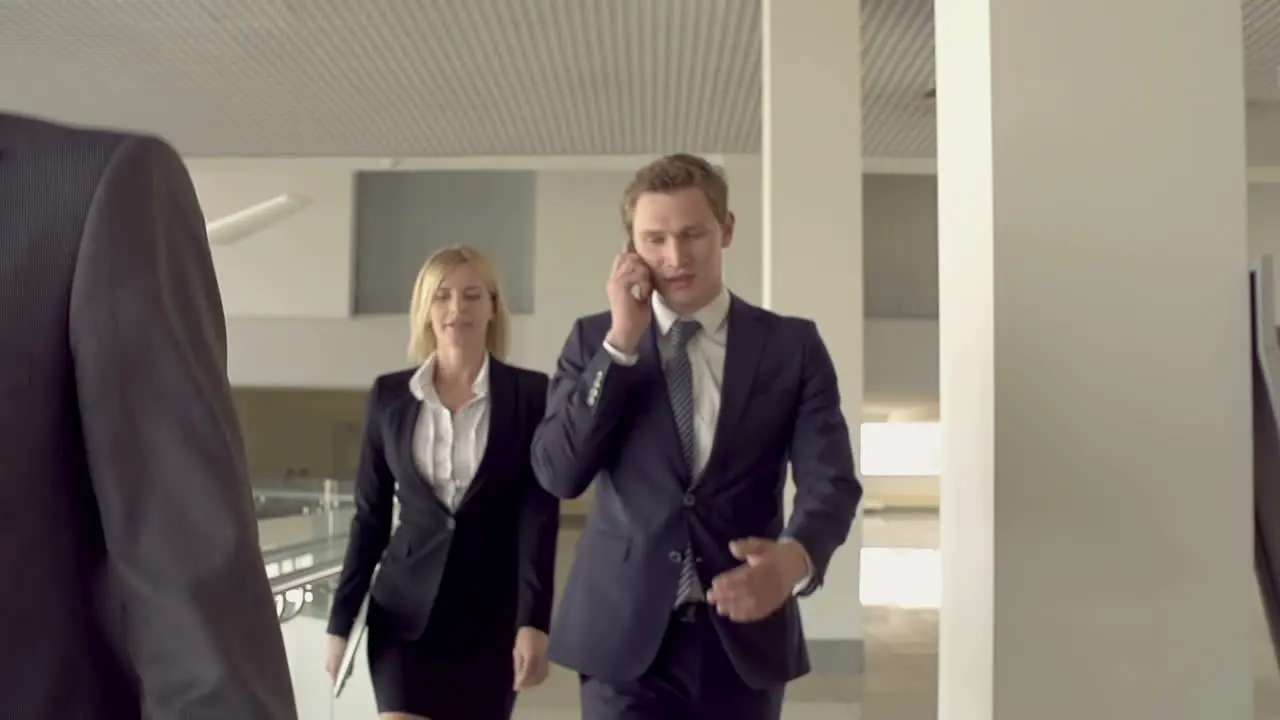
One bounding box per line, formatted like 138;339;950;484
353;170;536;314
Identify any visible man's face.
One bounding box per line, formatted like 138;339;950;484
629;187;734;315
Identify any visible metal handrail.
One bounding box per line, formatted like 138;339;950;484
257;483;355;624
271;559;344;595
271;559;345;624
262;533;349;562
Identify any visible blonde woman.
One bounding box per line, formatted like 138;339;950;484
324;246;559;720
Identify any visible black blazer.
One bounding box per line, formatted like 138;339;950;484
532;296;861;688
328;358;559;643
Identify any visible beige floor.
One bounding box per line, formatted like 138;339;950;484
505;515;934;719
276;511;1280;719
508;512;1280;720
509;605;934;719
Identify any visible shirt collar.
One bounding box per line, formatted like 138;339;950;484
408;352;491;402
652;285;731;336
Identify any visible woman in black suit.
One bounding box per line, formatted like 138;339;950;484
324;245;560;720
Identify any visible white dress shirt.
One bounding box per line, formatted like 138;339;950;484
604;288;730;476
407;353;491;511
602;287;812;592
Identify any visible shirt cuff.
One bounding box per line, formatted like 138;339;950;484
602;339;639;366
779;536;813;595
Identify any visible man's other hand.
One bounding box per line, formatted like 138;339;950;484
705;537;809;623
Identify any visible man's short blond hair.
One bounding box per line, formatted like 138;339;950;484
620;153;730;235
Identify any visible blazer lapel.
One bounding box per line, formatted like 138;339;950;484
704;296;767;475
389;393;450;515
456;359;514;508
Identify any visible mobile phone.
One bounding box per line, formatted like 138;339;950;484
625;240;649;301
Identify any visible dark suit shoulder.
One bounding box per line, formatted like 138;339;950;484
370;368;416;402
0;116;142;249
2;112;157;150
511;364;550;389
730;296;819;340
491;359;549;400
573;310;613;341
0;114;172;178
521;369;550;405
3;116;196;217
761;310;819;337
372;366;415;384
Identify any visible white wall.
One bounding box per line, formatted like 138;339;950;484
199;157;1280;403
194;155;943;402
196;161;356;318
1251;182;1280;316
195;157;654;384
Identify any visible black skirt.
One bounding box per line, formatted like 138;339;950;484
366;602;518;720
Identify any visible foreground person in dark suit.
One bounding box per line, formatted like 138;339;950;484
325;246;560;720
533;154;862;720
0;112;296;717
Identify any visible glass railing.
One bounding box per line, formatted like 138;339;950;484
259;479;379;720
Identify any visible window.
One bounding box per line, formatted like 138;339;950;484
859;422;942;476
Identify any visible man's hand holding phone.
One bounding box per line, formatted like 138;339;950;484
605;243;653;355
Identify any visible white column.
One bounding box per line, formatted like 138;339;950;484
936;2;1253;719
720;154;763;307
762;0;865;657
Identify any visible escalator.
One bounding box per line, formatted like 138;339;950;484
1250;256;1280;670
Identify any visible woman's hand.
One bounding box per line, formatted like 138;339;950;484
512;627;550;690
324;634;348;685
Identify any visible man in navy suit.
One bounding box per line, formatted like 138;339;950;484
532;153;862;719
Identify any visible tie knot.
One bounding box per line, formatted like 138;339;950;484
669;319;701;350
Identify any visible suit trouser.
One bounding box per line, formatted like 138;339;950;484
578;604;785;720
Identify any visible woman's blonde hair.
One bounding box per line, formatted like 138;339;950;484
406;245;509;364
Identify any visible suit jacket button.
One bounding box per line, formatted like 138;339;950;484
683;493;695;507
668;550;682;563
445;518;456;530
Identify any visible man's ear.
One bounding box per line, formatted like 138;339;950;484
721;212;736;249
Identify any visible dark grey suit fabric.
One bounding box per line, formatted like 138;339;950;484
0;113;297;719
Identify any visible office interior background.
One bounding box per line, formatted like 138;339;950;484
5;0;1280;718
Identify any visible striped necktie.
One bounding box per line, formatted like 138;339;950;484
665;319;703;605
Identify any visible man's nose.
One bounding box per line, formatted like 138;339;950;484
664;238;690;267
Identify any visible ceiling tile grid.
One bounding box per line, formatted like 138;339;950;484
0;1;1274;158
861;0;936;158
1246;0;1280;105
0;0;942;157
0;0;764;156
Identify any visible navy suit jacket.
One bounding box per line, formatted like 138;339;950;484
532;295;861;689
328;360;560;648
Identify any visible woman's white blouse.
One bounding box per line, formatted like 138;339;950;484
406;353;491;510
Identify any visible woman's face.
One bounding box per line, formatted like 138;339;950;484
428;263;494;351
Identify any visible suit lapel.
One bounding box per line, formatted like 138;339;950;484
457;358;514;508
704;296;767;476
637;318;662;369
389;392;450;515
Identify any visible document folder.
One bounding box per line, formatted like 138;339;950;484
333;567;377;698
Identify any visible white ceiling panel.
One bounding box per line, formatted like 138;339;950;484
0;0;764;156
1246;0;1280;104
862;0;936;158
0;0;1275;158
